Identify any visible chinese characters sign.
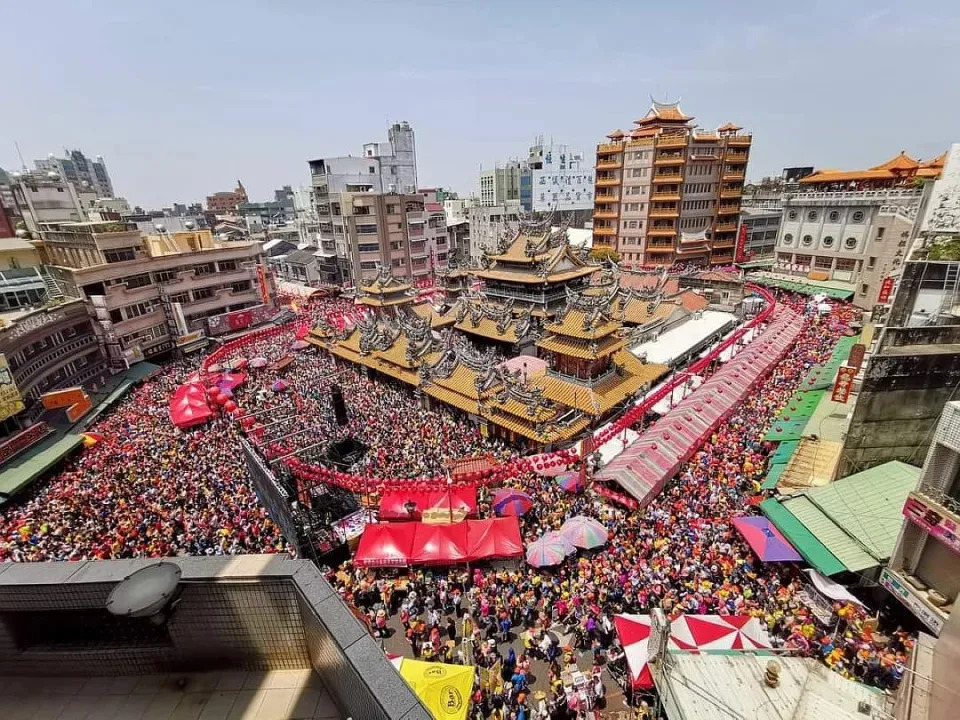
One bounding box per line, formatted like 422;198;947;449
903;494;960;556
877;277;895;304
830;365;857;403
0;353;25;422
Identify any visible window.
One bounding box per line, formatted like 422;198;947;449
104;248;136;264
170;292;189;304
876;227;885;240
801;235;813;246
192;288;214;301
836;258;856;271
194;263;214;276
851;211;865;223
860;283;869;295
844;237;858;249
815;256;833;270
154;270;178;283
231;281;252;293
357;243;379;253
125;301;154;319
368;166;376;174
829;211;840;222
788;210;798;220
360;261;378;270
218;260;238;272
794;254;812;267
356;224;377;234
868;256;877;269
822;236;835;248
386;204;398;214
807;211;818;222
783;233;794;245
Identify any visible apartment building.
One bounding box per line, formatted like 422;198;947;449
34;149;114;198
592;100;751;266
883;401;960;636
9;170;86;232
421;188;450;274
469;200;521;260
309;123;418;284
0;299;108;426
479;162;521;207
41;221;274;365
738;206;782;260
772;151;945;308
206;180;248;213
520;139;594;214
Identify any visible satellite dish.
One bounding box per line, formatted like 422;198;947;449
184;220;195;230
106;562;181;620
155;224;166;233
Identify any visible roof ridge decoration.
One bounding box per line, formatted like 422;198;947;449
495;366;556;418
358;313;400;355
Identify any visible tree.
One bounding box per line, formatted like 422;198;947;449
590;247;621;263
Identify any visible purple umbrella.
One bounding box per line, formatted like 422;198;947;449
555;471;585;493
732;516;802;562
272;379;288;392
492;488;533;517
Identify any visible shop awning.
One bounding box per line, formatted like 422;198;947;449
353;523;418;567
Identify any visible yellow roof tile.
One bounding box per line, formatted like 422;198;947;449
536;334;627;360
545;308;620;340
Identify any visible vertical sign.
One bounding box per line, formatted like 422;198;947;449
831;365;857;403
256;262;270;305
735;222;749;263
847;343;866;370
878;277;895;304
0;353;25;422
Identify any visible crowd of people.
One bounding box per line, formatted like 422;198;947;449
330;295;914;718
0;288;916;718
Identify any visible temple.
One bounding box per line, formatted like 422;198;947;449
799;150;947;189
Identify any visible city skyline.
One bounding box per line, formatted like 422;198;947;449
1;1;957;208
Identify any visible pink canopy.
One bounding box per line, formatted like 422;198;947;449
378;486;478;521
353;523;417;567
169;383;214;429
615;613;772;690
464;517;523;560
410;522;470;565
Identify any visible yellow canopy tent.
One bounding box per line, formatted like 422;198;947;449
398;658;474;720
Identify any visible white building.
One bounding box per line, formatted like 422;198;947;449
9;170;86;232
468;200;520;260
523;140;594;212
479;163;521;206
772;151;945;309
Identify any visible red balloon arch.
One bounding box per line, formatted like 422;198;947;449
202;285;780;494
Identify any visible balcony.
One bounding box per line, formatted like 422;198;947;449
720;188;743;199
723;172;746;182
726;134;753;146
880;567;949;636
626;138;655;148
595;177;620;188
654;153;686;166
726;151;749;162
718;203;740;214
406;211;424;222
113;309;166;336
103;282;160;309
593;227;616;237
657;135;688;148
594;192;619;202
596;160;622;170
783;187;922;207
597;142;622;155
646;246;675;255
652;192;681;202
649;209;679;219
648;227;677;237
712;239;736;249
714;222;738;232
647;240;675;249
653;173;683;184
593;210;618;220
690;152;720;161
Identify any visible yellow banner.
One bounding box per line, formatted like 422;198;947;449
0;353;24;422
399;659;473;720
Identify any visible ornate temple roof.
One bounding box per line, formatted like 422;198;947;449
545;287;622;340
444;297;533;344
635;99;694;126
717;122;743;132
870;151;920;172
801;149;944;185
607;129;625;140
357;265;415;306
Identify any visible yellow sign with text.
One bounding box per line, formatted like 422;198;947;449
0;353;25;422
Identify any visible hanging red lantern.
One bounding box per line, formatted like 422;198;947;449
224;400;238;413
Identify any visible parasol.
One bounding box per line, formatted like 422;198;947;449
559;516;608;549
272;379;288;392
555;471;585;493
525;536;569;567
732;516;802;562
291;339;310;350
249;357;269;368
492;488;533;517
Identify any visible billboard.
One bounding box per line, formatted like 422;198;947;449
0;353;25;422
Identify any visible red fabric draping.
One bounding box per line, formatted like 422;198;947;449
464;517;523;560
410;522;470;565
353;523;418;567
169;383;214;429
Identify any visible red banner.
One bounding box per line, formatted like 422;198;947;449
735;222;749;263
226;309;254;331
878;276;895;304
847;343;866;370
831;366;857;403
256;263;270;305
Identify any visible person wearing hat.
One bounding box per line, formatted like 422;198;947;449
534;690;549;720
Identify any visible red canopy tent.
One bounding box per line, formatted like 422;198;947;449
465;517;523;560
379;486;477;521
354;523;417;567
169;383;214;429
410;522;470;564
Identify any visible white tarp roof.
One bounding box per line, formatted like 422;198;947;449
630;311;735;365
276;280;320;298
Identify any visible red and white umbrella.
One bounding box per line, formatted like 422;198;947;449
614;614;772;690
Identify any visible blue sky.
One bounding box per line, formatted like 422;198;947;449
2;1;957;208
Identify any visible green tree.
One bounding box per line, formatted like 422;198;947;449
590;247;621;263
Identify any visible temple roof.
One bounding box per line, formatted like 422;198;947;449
635;99;694;126
870;151;920;172
717;122;743;132
446;297;533;344
357;265;414;304
607;129;625;140
410;301;456;329
536;333;627;360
